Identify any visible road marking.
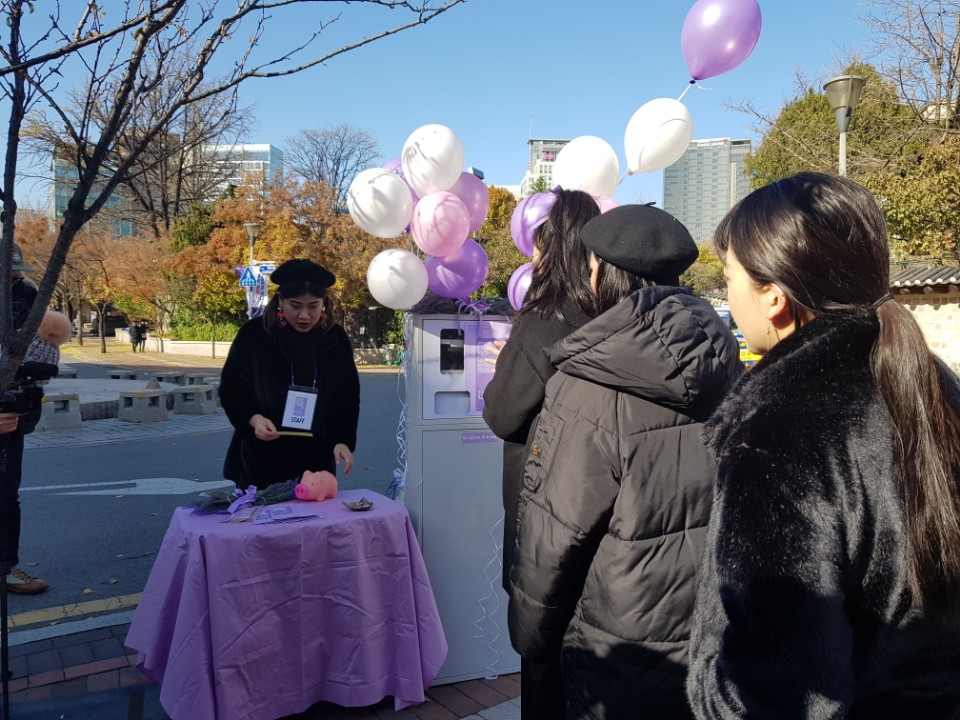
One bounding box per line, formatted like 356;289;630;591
21;477;235;495
8;593;141;629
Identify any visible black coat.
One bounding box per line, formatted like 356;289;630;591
687;313;960;719
508;287;742;720
482;299;594;591
219;318;360;489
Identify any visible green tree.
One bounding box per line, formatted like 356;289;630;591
170;203;217;252
528;176;550;194
681;243;725;297
865;137;960;262
741;63;921;188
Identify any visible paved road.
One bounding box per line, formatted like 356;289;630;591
9;340;407;618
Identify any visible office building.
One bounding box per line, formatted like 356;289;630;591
198;143;283;198
49;153;135;238
662;138;752;243
519;138;569;196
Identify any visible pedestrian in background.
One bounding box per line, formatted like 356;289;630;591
138;321;148;352
128;322;141;352
482;188;599;719
508;205;741;719
687;173;960;719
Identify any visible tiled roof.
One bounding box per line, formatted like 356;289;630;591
890;265;960;288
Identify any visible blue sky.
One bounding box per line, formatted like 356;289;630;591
238;0;873;205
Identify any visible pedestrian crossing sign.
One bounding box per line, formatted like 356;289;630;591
239;267;258;287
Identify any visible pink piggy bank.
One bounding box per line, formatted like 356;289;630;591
295;470;338;501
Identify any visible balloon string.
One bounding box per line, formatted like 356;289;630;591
677;80;695;102
617;170;629;187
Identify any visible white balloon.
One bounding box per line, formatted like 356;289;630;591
624;98;694;174
347;168;414;238
366;249;428;310
401;124;465;197
552;136;620;198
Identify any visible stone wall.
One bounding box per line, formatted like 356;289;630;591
899;291;960;367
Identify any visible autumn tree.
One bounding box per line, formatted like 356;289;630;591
475;186;522;298
0;0;465;388
284;124;381;212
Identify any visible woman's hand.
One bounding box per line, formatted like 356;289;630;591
334;444;354;475
249;414;279;441
484;340;505;368
0;412;20;435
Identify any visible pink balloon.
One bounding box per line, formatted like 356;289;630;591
681;0;762;81
508;263;533;311
595;196;619;214
510;192;556;258
450;172;490;232
411;191;470;257
383;157;403;174
425;239;489;298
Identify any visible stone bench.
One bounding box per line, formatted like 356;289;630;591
37;392;82;431
171;385;218;415
56;365;78;379
118;389;168;423
150;371;186;386
202;376;221;406
184;372;214;386
109;369;140;380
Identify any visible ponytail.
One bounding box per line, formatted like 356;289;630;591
872;300;960;616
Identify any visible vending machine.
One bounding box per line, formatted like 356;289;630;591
403;312;520;684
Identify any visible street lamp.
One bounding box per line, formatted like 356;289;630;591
243;222;260;267
823;74;866;176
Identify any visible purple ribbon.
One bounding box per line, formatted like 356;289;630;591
226;485;258;514
456;299;490;332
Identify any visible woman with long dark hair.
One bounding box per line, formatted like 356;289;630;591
219;258;360;490
482;188;599;718
688;172;960;718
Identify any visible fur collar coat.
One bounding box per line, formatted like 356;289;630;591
687;312;960;719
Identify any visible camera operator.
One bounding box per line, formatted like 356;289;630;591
1;243;47;595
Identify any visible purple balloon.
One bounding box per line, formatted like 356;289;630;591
681;0;762;81
425;239;489;299
510;192;556;258
450;172;490;232
508;262;534;311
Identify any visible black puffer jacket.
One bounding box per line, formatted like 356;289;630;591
219;318;359;489
687;313;960;720
482;299;594;591
508;286;741;719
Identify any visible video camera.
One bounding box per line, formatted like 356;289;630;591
0;362;58;414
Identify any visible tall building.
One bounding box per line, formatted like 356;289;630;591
49;153;135;238
198;143;284;198
519;138;569;196
662;138;752;243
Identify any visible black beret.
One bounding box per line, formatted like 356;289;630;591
580;204;697;284
270;258;336;289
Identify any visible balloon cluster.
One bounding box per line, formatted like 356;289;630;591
503;0;762;310
349;124;492;309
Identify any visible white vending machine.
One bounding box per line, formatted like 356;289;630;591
403;312;520;684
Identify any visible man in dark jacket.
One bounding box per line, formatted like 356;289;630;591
507;205;741;718
2;243;48;594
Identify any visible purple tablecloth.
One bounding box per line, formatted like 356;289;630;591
125;489;447;720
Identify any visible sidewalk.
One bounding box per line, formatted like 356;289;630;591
4;338;521;719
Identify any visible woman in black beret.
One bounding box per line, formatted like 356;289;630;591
218;258;360;490
506;204;742;719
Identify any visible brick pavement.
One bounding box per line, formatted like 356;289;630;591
2;617;520;718
3;338;521;719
